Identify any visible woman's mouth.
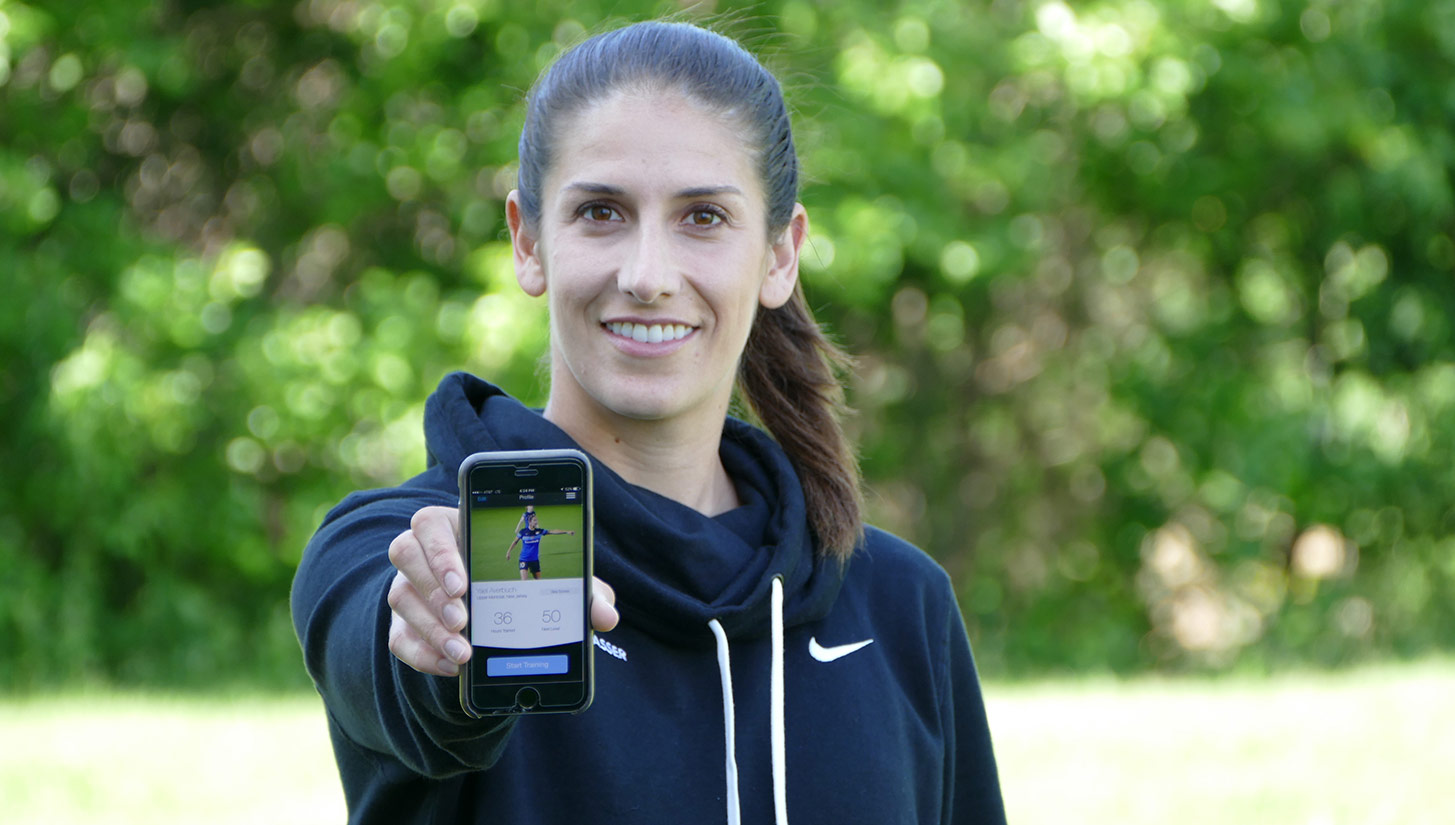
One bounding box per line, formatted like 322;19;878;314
604;321;695;343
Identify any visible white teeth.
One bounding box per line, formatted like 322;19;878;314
606;322;693;342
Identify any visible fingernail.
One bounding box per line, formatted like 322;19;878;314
436;658;459;676
443;602;466;629
445;639;468;663
444;572;464;596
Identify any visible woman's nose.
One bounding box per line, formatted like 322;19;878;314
618;224;680;303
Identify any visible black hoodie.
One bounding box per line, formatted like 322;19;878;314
292;372;1005;824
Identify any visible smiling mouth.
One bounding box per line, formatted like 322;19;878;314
605;321;696;343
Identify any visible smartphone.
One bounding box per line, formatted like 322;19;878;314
457;449;594;716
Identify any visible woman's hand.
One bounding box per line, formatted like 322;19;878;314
386;505;619;676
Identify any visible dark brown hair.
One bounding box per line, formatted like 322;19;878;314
515;21;863;559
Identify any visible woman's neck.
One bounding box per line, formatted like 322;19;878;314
543;398;741;516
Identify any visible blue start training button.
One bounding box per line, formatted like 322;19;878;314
487;655;569;677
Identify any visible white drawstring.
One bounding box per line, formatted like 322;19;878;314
708;617;740;825
710;576;789;825
770;576;788;825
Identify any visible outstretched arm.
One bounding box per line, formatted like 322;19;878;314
293;498;619;781
292;495;513;779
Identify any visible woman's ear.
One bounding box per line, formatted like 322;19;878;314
507;190;547;297
760;203;807;309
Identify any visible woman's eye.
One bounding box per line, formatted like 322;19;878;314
687;209;723;227
582;204;620;222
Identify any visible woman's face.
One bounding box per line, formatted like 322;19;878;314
508;90;805;434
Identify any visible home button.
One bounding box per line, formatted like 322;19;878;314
515;687;540;710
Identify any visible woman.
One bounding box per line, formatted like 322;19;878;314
504;510;574;580
292;20;1005;825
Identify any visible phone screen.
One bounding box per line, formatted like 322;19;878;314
461;451;592;714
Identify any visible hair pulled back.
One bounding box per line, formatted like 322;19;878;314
517;21;863;560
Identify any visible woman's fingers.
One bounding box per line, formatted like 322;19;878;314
591;576;619;632
387;576;468;676
410;506;466;601
386;506;469;676
388;506;465;623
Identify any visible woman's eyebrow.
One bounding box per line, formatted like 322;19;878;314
562;181;625;197
675;185;744;200
559;182;745;200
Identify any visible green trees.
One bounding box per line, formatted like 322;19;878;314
3;0;1451;687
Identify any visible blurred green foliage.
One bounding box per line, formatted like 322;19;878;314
2;0;1453;688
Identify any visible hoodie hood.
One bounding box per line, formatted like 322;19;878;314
423;372;845;647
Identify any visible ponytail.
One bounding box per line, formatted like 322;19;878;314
739;286;864;561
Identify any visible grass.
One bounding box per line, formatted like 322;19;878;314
988;659;1455;825
1;660;1449;825
0;692;344;825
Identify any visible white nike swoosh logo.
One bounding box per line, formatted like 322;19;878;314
809;636;874;663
